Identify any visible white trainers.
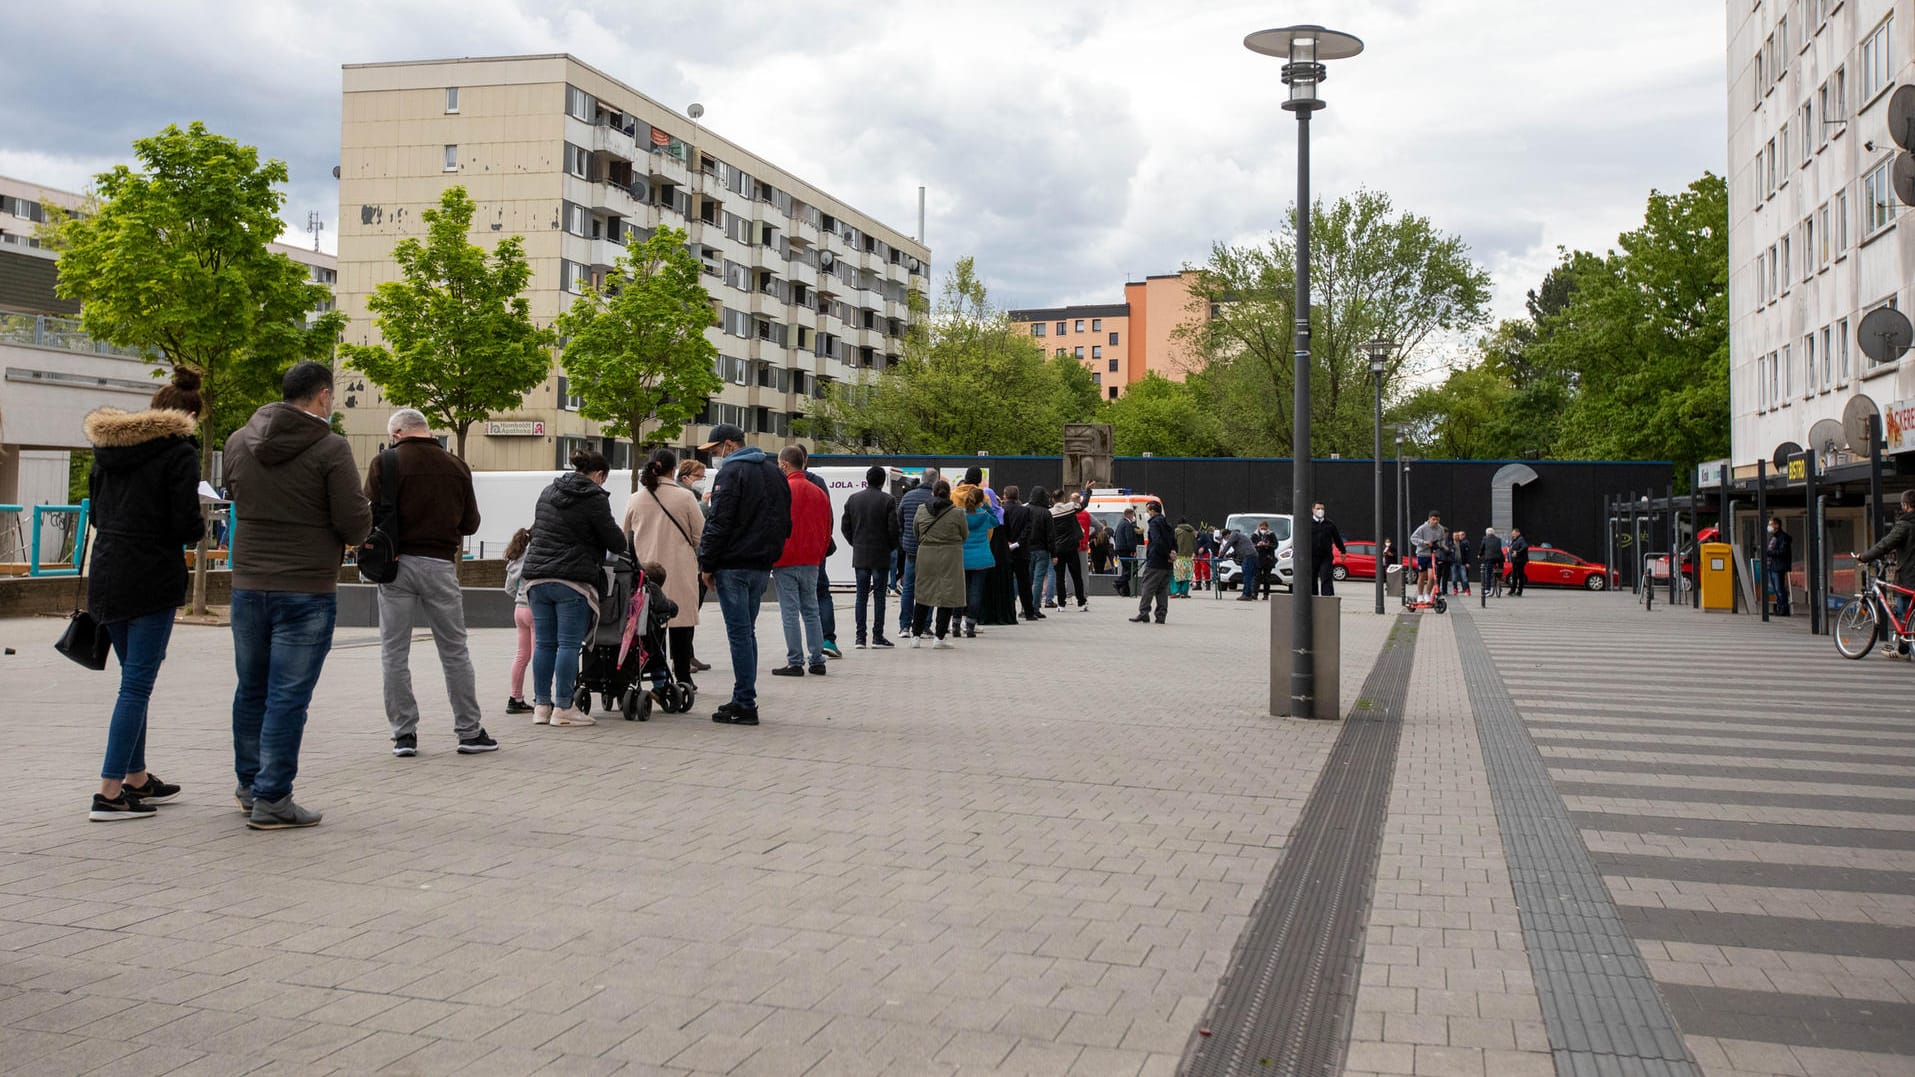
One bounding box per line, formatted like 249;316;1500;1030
933;639;953;650
549;708;595;727
533;704;552;725
910;637;922;649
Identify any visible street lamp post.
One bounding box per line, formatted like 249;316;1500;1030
1365;340;1392;615
1245;24;1364;719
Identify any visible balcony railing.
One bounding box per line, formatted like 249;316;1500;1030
0;309;154;361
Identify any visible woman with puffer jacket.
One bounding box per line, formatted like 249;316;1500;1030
520;448;626;727
81;368;206;821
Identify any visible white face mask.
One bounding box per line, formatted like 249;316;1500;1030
692;476;712;494
1312;510;1324;521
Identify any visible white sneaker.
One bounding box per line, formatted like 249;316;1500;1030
911;637;922;649
549;708;595;727
533;704;552;725
933;639;953;650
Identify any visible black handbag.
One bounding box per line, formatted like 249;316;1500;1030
53;527;111;670
356;447;401;584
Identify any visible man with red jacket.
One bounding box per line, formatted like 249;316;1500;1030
772;446;831;676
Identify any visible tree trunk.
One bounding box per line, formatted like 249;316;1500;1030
628;412;644;493
454;422;468;460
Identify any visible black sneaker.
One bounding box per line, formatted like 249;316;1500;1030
713;702;740;722
234;784;255;815
89;793;156;822
726;706;759;726
505;697;534;715
457;729;500;754
392;734;418;758
872;637;896;648
808;664;827;676
122;773;180;805
771;665;806;677
854;639;868;649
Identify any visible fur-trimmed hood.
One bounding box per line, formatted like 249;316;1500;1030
86;407;199;476
85;407;197;448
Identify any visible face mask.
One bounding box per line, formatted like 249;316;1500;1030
693;476;712;494
1313;511;1324;521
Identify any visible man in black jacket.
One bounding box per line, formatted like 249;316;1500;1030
1855;489;1915;644
1129;502;1176;624
1506;528;1529;596
697;424;791;726
1020;487;1055;617
896;468;939;637
1309;502;1347;597
1113;508;1140;597
1000;486;1039;621
1764;516;1793;616
841;466;899;649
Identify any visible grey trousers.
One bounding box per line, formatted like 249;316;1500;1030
1137;566;1170;621
379;556;482;739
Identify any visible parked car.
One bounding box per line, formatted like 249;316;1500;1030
1331;539;1389;580
1222;512;1294;591
1214;552;1294;591
1509;544;1613;590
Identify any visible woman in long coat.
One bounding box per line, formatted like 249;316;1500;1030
623;449;704;688
909;479;969;648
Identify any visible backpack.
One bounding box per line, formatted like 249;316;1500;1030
356;447;401;584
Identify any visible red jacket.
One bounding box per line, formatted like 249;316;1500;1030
776;471;831;568
1076;509;1092;552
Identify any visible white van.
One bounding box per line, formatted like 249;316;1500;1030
1221;512;1294;591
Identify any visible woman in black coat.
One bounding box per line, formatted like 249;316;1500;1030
522;448;627;725
82;368;206;821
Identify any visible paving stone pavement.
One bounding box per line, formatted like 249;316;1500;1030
0;590;1390;1077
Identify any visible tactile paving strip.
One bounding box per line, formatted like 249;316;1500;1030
1451;607;1700;1077
1183;614;1419;1077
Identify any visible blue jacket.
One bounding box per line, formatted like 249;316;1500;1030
697;447;792;573
1144;515;1175;569
962;507;996;570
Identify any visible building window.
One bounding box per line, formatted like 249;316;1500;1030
1763;139;1776;198
1830;65;1846;124
1816;203;1831;267
1836;188;1850;254
1074;319;1085;332
1074;346;1084;358
1820;325;1833;389
1837;318;1850;381
1056;321;1066;335
1091;318;1102;331
1779;235;1791;290
1756;355;1767;412
1107;358;1118;373
1766;244;1779;303
1859;15;1894;105
1799;102;1813;164
1776;122;1789;186
1754;254;1766;308
564;142;589;180
1109;331;1119;346
556;375;582;411
1753;49;1764;108
1801;217;1814;280
1108;386;1119;400
1031;322;1045;337
1092;345;1103;359
566;85;596;122
1056;348;1066;358
560;259;585;295
1782;344;1792;399
1863;160;1897;237
445;86;460;114
1805;334;1817;395
443;144;458;172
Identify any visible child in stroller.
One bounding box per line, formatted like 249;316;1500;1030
572;554;697;721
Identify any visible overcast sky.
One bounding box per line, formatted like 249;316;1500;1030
0;0;1725;338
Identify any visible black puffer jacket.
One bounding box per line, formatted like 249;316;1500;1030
522;472;626;586
84;408;205;624
697;446;791;573
1859;509;1915;588
1019;494;1055;552
1049;503;1082;558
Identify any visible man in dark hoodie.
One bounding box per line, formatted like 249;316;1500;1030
223;362;372;830
895;467;939;637
841;465;900;648
697;423;792;726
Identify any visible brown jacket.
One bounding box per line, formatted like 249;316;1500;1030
364;436;480;562
224;402;372;593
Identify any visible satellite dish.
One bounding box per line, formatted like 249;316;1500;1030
1843;394;1882;454
1772;441;1803;471
1889;84;1915;152
818;250;834;267
1858;306;1914;364
1809;417;1846;458
1893;153;1915;209
331;165;341;179
688;103;705;120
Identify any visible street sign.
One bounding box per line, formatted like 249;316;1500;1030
1695;459;1730;488
485;420;546;437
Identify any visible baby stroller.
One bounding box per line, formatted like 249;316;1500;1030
573;547;697;720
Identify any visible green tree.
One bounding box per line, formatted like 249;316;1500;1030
801;258;1095;454
1102;373;1224;456
341;186;553;458
553;226;721;491
1184;189;1492;457
46;121;341;614
1531;173;1729;478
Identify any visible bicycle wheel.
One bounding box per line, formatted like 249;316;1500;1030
1832;597;1879;659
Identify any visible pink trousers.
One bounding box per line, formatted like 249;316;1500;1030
510;606;533;700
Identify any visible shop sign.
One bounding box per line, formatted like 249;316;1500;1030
485;421;546;437
1886;399;1915;454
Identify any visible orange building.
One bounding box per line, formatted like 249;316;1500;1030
1011;271;1209;399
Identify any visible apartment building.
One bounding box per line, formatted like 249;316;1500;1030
336;54;929;470
1728;0;1911;474
0;176;80;316
1010;271;1208;399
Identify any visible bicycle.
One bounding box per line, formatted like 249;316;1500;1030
1832;561;1915;660
1480;560;1502;608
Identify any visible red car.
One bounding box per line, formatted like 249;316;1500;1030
1331;540;1392;580
1510;545;1613;590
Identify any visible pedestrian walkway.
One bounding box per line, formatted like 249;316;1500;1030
2;585;1907;1076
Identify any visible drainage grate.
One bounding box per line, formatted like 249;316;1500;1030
1183;614;1419;1077
1452;608;1699;1076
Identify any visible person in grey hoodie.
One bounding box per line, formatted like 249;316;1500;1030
223;362;372;830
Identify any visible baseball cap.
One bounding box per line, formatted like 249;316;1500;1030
698;423;747;451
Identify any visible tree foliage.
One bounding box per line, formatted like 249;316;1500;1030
341;186;553;458
48;122;342;479
800;258;1097;454
553;226;721;491
1102;374;1225;456
1184;188;1493;457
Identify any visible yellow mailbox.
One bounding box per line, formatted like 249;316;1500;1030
1699;541;1734;611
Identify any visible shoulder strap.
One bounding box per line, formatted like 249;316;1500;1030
648;485;699;550
377;447;401;536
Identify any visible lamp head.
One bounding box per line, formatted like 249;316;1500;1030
1364;338;1393;374
1245;25;1363;111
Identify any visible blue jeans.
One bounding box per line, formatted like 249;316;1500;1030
965;568;988;622
101;610;175;780
774;564;824;668
897;555;918;635
854;566;888;642
1451;563;1470;590
1028;549;1052;611
814;561;837;642
1767;566;1791;612
528;582;593;707
714;568;770;708
231;590;337;802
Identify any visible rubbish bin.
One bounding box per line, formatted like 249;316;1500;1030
1385;563;1404;599
1699;541;1733;611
